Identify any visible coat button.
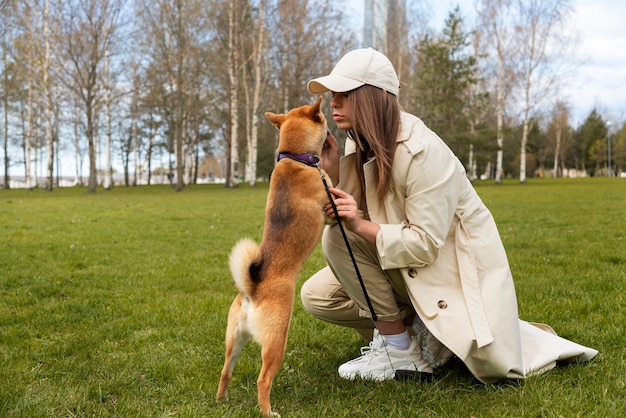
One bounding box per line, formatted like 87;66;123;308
437;300;448;309
408;268;418;278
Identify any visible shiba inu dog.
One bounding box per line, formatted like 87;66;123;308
216;96;331;417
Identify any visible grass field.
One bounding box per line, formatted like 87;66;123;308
1;178;625;417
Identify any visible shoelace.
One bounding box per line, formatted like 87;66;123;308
359;342;376;356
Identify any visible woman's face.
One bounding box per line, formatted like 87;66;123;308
330;92;353;130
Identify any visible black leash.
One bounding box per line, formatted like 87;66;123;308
317;167;378;322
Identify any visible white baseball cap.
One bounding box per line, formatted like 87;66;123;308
307;48;400;96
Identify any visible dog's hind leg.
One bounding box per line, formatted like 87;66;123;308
256;323;289;417
216;294;250;403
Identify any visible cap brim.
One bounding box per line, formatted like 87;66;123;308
307;75;364;94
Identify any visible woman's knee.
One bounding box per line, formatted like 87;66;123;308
300;276;322;316
300;267;339;317
321;225;346;262
300;267;368;328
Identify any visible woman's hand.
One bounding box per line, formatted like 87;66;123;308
321;130;340;185
324;187;380;244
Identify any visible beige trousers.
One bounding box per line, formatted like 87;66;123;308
300;224;415;340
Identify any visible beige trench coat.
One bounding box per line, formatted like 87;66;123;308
337;112;597;382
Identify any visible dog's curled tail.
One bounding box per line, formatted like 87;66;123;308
229;238;262;297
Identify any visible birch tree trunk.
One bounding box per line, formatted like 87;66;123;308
43;0;54;191
147;116;156;185
182;118;191;184
3;48;10;189
245;0;265;187
519;113;530;183
24;1;34;189
103;44;112;190
552;101;569;178
73;100;81;186
518;1;538;184
226;0;239;188
174;2;185;191
477;0;513;184
553;123;562;177
189;116;200;184
25;72;33;188
495;44;504;184
86;98;97;192
130;70;138;186
132;100;138;185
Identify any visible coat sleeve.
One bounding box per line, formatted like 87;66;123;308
375;124;466;271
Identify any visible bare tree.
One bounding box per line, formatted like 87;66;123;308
131;64;139;185
8;0;67;190
170;0;186;191
225;0;240;188
102;32;113;189
42;0;54;190
72;96;85;185
549;101;569;177
136;0;211;191
2;7;13;188
476;0;518;183
2;47;8;188
57;0;124;192
242;0;267;187
23;0;36;188
513;0;575;183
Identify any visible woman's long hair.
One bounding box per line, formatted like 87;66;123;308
348;84;401;200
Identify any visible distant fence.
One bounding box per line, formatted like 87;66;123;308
2;175;227;189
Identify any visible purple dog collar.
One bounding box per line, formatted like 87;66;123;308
276;152;320;167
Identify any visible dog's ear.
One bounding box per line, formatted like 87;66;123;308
308;96;324;122
265;112;286;129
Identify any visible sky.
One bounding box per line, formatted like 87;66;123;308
565;0;626;127
6;0;626;179
457;0;626;127
346;0;626;128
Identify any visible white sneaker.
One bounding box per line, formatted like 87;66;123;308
411;316;454;369
338;329;433;381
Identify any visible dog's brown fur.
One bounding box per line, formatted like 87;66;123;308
216;96;331;417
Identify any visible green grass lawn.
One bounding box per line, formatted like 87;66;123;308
1;178;624;417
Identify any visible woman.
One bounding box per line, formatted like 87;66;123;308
300;48;597;382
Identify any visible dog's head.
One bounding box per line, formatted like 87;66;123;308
265;96;327;155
